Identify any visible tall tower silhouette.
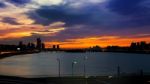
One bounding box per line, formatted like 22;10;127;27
18;41;24;51
56;45;60;50
36;38;42;50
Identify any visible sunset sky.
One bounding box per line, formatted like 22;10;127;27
0;0;150;48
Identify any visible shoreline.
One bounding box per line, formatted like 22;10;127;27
0;50;149;60
0;51;40;59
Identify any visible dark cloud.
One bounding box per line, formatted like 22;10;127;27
27;11;53;25
108;0;144;15
28;1;150;28
27;6;113;40
107;0;150;27
25;0;150;42
30;6;91;26
0;2;6;8
1;17;20;25
8;0;31;6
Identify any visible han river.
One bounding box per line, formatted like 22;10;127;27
0;52;149;78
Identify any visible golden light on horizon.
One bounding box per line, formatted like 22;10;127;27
44;36;150;49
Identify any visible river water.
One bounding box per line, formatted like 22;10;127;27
0;52;149;78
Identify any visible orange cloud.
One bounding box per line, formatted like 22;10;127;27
0;32;32;39
0;22;66;39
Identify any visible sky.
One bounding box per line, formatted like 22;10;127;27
0;0;150;48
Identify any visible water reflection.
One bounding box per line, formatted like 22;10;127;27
0;52;150;78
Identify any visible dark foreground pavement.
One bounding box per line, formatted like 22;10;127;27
0;75;150;84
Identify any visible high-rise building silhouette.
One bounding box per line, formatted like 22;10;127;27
130;42;137;50
52;45;56;49
56;45;60;50
36;38;42;50
27;42;31;49
18;41;24;51
52;45;60;50
42;43;45;50
31;43;36;49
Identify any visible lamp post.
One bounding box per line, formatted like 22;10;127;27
84;56;88;77
57;58;60;77
117;65;120;78
72;61;77;77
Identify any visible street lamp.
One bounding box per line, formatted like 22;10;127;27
84;56;88;77
72;61;77;77
57;58;60;77
84;56;88;84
